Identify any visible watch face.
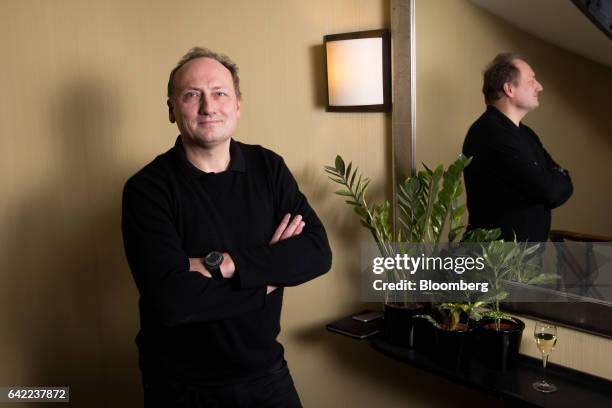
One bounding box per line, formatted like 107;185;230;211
205;251;223;266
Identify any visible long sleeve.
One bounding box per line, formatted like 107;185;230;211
122;174;266;327
230;158;332;289
463;107;574;241
526;128;573;208
476;128;573;208
123;138;327;382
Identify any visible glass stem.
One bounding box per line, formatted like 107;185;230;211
542;353;549;383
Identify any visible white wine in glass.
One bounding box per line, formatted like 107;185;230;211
533;321;558;393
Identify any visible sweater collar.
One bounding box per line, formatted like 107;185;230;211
172;136;246;178
485;105;523;130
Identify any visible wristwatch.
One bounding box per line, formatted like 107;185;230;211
204;251;224;280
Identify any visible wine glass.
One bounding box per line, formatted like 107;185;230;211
532;321;558;393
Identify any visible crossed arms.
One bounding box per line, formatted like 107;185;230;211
188;213;306;294
122;157;331;327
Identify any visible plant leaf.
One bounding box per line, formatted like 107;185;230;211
335;155;346;176
334;190;353;196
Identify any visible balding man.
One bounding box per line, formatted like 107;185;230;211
122;47;331;407
463;53;573;242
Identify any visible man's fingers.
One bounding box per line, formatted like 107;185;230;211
294;221;305;236
270;213;291;244
189;257;211;278
280;214;302;240
270;214;304;244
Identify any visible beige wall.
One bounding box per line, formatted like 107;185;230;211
415;0;612;379
0;0;502;407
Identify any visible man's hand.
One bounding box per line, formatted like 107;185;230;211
269;213;305;244
189;257;208;276
266;213;305;294
220;253;235;278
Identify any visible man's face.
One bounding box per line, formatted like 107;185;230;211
169;57;241;148
509;59;543;112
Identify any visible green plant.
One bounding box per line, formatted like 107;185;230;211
324;156;391;259
324;154;473;247
396;156;472;244
479;239;557;330
435;302;488;331
325;154;478;308
324;154;553;331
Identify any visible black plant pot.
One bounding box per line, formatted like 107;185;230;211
383;302;429;347
411;316;436;355
433;323;475;371
476;317;525;371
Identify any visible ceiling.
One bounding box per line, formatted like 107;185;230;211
469;0;612;68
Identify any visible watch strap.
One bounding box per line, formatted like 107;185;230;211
208;264;223;280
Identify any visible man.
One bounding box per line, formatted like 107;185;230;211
122;47;332;407
463;53;573;242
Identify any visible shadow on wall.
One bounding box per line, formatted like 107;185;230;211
1;74;141;407
294;163;379;308
309;44;327;109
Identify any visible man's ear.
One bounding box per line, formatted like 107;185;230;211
502;82;514;98
167;99;176;123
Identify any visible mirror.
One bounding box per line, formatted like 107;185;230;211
391;0;612;338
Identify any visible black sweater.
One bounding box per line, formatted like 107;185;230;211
122;137;332;383
463;106;573;242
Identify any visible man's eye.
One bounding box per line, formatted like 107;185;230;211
183;91;200;100
216;91;227;97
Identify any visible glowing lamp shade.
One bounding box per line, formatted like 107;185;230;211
324;29;391;112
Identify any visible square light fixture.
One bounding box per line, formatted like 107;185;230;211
324;29;391;112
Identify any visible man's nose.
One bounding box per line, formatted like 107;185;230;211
199;94;214;115
536;81;543;92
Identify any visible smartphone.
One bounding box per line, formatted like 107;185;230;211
351;311;383;323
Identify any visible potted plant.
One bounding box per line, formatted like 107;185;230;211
324;154;475;346
476;239;557;370
422;247;499;369
411;301;488;370
325;154;556;371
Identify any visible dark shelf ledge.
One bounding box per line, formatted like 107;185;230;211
368;335;612;408
326;314;612;407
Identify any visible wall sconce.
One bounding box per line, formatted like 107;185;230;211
324;29;391;112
